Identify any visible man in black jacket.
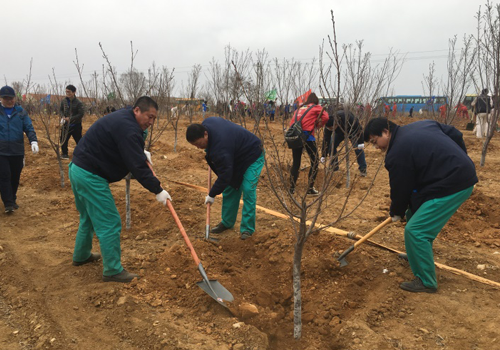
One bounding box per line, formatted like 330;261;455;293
60;85;85;159
186;117;264;240
471;88;492;138
322;107;367;176
364;118;477;293
69;96;171;283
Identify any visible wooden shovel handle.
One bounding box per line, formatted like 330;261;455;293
353;217;392;248
146;161;201;266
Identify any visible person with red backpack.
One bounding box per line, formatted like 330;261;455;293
289;93;329;195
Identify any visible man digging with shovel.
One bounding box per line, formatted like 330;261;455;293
364;117;478;293
186;117;264;240
69;96;171;283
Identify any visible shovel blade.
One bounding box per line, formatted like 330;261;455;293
338;257;349;267
197;279;234;306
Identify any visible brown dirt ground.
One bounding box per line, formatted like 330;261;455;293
1;114;499;350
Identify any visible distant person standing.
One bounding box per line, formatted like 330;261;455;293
471;89;492;138
392;102;397;117
0;86;39;214
202;100;208;119
384;104;390;117
439;104;447;120
409;106;414;118
60;85;85;160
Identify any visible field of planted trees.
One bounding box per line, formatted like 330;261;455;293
0;112;499;350
2;4;500;350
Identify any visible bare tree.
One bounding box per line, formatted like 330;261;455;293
441;35;476;125
473;1;500;166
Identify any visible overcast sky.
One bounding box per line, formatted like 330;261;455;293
3;0;490;98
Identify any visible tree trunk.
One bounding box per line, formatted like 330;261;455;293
293;233;305;339
125;175;131;229
58;158;65;188
480;135;492;166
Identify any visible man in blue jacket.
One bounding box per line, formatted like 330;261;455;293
69;96;171;283
186;117;264;240
0;86;39;214
364;118;478;293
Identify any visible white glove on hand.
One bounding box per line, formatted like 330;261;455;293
156;190;171;205
391;215;401;222
205;195;215;205
320;157;326;164
31;141;39;154
60;118;65;126
144;150;153;165
357;143;365;150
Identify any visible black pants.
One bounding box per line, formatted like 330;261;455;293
290;141;318;190
0;155;24;208
60;123;82;156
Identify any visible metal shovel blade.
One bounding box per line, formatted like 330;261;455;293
197;280;234;306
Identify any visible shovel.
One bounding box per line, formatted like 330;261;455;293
147;162;233;307
337;217;392;267
166;200;234;307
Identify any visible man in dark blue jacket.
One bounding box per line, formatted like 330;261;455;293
364;118;477;293
0;86;39;214
69;96;171;283
186;117;264;240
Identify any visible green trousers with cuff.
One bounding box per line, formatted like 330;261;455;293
68;163;123;276
220;152;265;234
404;186;474;289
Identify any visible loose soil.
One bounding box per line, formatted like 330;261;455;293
1;115;499;350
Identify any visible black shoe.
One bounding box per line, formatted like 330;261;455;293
289;188;295;195
360;169;367;177
5;206;14;214
61;154;69;160
211;222;229;234
13;203;19;210
307;187;319;196
240;232;253;240
400;277;437;293
103;269;139;283
73;253;101;266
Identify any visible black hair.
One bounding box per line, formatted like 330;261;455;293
482;88;489;95
304;92;319;105
363;117;397;142
133;96;158;112
66;85;77;93
186;123;207;142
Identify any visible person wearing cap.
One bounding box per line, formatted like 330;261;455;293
68;96;171;283
322;105;367;177
186;117;264;240
0;86;39;214
59;84;85;160
364;117;477;293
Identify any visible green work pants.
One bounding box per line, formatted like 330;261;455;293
68;163;123;276
404;186;474;289
220;152;265;234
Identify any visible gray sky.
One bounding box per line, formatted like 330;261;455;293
3;0;489;97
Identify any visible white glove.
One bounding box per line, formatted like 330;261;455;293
205;195;215;205
320;157;326;164
144;150;152;165
31;141;39;154
391;215;401;222
156;190;171;205
60;118;65;126
357;143;365;150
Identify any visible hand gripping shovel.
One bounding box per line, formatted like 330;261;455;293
147;162;233;307
337;217;392;267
